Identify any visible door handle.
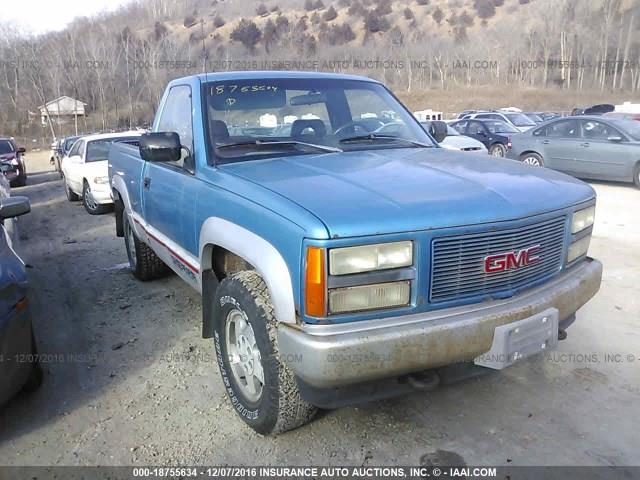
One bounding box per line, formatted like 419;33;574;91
542;140;550;144
143;177;151;188
580;142;590;147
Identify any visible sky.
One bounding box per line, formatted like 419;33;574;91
0;0;135;35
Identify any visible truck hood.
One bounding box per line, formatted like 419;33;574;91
222;148;595;239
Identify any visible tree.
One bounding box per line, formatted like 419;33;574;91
474;0;496;19
256;4;268;16
230;19;262;51
323;6;338;21
213;15;225;28
432;7;444;24
364;11;390;32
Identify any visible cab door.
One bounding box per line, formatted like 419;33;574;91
141;85;198;257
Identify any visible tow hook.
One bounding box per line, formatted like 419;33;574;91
407;371;441;391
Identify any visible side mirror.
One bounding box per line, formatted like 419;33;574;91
17;147;26;154
0;196;31;219
429;121;448;143
607;135;623;142
140;132;181;162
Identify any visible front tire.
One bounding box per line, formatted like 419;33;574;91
213;271;317;435
122;214;168;281
82;181;110;215
521;152;544;167
633;163;640;189
489;143;507;157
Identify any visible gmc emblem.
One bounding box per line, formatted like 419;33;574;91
484;245;541;273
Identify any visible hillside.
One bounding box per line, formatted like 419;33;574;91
1;0;639;138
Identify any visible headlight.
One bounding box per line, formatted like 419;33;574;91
572;206;595;234
329;281;410;314
93;176;109;184
567;235;591;263
329;241;413;275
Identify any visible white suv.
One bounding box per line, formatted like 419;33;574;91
460;111;537;132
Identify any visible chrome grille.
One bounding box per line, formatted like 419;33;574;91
430;216;566;303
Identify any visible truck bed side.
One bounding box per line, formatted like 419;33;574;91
108;142;146;229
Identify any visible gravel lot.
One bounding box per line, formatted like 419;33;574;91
0;150;638;467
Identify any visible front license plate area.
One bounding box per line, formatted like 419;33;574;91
474;308;559;370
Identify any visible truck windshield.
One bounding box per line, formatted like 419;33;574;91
203;78;436;163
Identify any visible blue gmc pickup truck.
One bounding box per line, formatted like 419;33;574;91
108;71;602;435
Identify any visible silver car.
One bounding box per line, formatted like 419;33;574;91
508;116;640;188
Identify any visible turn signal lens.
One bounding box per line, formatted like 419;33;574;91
16;297;28;312
305;247;326;317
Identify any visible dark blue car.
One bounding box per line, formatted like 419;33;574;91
449;118;519;157
0;196;42;406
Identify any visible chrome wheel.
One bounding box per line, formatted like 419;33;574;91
225;308;264;403
84;185;99;211
523;155;542;166
490;144;506;157
125;219;137;269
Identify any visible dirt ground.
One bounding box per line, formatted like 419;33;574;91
0;150;638;467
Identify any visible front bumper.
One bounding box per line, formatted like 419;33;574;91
90;184;113;204
278;258;602;388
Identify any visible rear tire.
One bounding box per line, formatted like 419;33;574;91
521;152;544;167
82;181;110;215
634;163;640;189
213;271;317;435
123;214;168;281
64;176;79;201
489;143;507;157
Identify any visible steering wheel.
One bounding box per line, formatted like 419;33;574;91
334;121;376;137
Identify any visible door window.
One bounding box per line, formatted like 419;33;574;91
68;140;84;157
581;120;621;140
467;121;486;135
546;120;579;138
157;85;193;168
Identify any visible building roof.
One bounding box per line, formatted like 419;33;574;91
38;96;87;109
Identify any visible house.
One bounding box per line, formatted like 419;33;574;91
38;96;87;126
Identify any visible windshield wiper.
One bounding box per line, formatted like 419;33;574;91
338;134;433;148
216;140;342;154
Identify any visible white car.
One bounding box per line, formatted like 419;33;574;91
61;132;142;215
459;111;537;132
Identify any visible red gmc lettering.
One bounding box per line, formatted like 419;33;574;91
484;245;541;273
